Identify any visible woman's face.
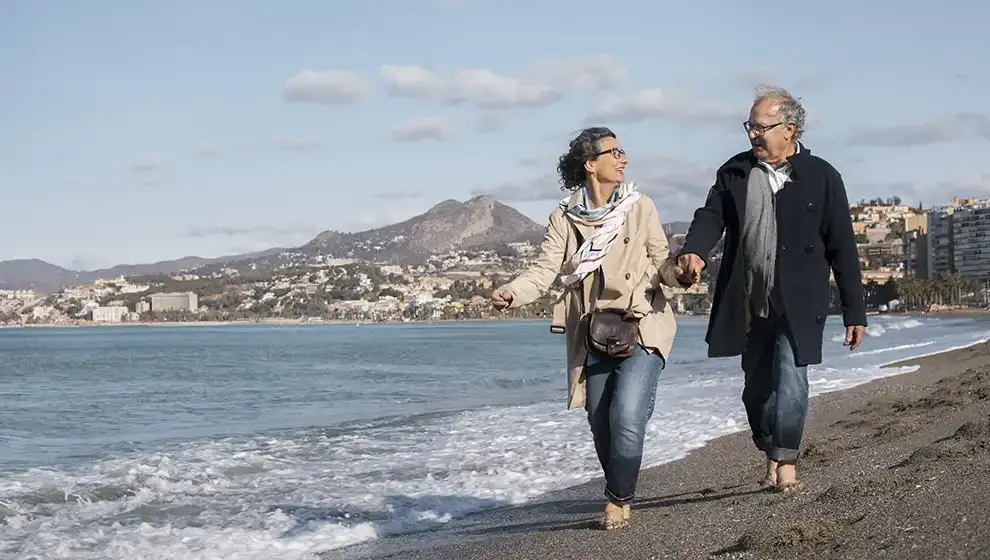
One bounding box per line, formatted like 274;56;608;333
585;136;628;185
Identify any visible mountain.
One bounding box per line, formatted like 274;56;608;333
0;249;285;293
300;195;545;263
0;259;83;293
663;221;691;236
0;196;689;292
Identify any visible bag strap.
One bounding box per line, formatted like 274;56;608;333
565;214;638;315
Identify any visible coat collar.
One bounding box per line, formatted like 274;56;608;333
565;189;583;211
722;142;813;179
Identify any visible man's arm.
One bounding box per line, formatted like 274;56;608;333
679;177;728;266
822;168;867;327
505;212;567;308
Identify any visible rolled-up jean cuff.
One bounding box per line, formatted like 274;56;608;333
767;447;800;463
604;487;634;505
753;436;771;453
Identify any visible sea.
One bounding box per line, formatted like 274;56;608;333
1;314;988;559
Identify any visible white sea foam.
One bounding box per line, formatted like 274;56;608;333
1;317;987;559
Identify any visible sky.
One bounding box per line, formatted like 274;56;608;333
2;0;988;270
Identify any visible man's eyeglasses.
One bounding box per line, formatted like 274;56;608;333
743;121;784;135
595;147;626;159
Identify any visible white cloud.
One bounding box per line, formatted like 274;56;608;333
733;69;829;91
842;175;990;209
939;173;990;197
588;89;736;125
276;138;315;151
185;224;316;240
470;173;562;202
470;155;715;222
196;142;227;157
283;69;370;105
477;110;511;133
379;55;624;111
389;117;455;142
342;207;420;232
381;65;561;109
374;189;422;199
533;54;626;93
131;153;163;172
634;156;716;220
849;113;990;147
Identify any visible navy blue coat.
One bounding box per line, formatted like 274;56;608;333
679;145;867;366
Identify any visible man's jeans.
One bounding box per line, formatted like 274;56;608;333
741;313;809;463
585;346;666;504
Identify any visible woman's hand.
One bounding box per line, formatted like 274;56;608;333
491;287;514;310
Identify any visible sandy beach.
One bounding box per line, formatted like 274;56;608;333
339;338;990;560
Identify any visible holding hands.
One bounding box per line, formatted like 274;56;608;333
674;253;704;287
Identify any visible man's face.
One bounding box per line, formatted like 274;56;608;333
585;136;628;185
746;98;796;162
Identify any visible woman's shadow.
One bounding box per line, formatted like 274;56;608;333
459;482;763;536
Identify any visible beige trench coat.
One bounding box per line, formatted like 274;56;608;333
502;191;683;410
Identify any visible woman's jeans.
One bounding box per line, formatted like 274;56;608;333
584;346;666;505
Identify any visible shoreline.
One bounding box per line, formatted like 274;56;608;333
6;307;989;329
338;337;990;560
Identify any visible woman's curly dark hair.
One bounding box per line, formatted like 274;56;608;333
556;127;616;192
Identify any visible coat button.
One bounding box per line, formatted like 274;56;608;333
805;245;813;254
625;272;631;280
623;236;630;244
807;202;814;211
781;245;787;251
816;315;825;324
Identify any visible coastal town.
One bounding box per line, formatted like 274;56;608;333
1;195;988;327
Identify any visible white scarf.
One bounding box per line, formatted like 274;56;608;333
558;182;641;287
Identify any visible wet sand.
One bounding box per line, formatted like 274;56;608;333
338;340;990;560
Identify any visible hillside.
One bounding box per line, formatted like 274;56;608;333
0;249;284;293
0;196;695;292
301;195;545;262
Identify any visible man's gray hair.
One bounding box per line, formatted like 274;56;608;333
754;85;806;139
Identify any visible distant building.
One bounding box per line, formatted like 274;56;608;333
952;204;990;281
920;198;990;281
92;305;128;323
135;301;151;313
150;291;198;312
902;213;930;279
927;209;955;279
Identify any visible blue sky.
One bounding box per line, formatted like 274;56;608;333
2;0;988;270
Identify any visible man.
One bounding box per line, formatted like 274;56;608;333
677;85;866;492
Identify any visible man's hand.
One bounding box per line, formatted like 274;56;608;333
491;287;514;310
844;325;866;351
676;253;704;286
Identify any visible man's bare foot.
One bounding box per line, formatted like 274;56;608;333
775;462;803;493
601;501;630;530
760;457;778;489
622;504;631;521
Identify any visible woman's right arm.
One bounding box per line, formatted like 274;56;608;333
503;212;568;308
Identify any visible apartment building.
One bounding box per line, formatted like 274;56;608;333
150;291;199;312
909;198;990;281
902;213;929;279
952;204;990;280
927;209;955;279
92;305;128;322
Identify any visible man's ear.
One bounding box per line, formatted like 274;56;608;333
583;160;595;174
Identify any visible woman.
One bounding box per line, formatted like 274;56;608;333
491;127;692;530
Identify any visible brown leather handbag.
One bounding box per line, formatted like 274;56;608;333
583;270;640;358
